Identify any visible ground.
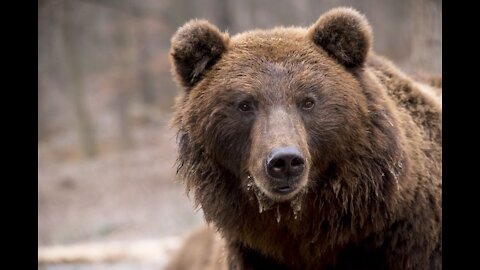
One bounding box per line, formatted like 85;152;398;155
38;113;203;269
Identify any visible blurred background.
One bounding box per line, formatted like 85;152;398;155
38;0;441;269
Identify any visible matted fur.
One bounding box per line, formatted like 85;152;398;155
169;7;441;270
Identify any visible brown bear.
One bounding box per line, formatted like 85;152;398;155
168;7;442;270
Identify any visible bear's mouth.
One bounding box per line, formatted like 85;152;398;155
246;171;305;201
246;173;305;221
246;166;308;203
252;175;303;202
274;185;295;194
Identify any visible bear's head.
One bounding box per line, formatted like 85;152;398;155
170;7;404;223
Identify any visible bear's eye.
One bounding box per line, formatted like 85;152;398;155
238;101;254;112
301;98;315;110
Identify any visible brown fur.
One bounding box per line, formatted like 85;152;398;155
309;7;372;68
410;71;442;89
165;226;227;270
169;7;441;270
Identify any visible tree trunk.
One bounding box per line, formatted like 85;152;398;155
61;0;97;158
111;8;134;151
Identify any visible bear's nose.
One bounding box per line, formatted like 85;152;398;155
266;147;305;180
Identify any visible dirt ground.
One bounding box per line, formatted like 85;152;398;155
40;262;169;270
38;113;204;269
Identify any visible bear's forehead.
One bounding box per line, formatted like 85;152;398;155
204;28;356;96
231;27;307;42
220;28;343;74
214;32;340;80
229;28;309;56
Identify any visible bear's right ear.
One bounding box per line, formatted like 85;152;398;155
170;19;229;89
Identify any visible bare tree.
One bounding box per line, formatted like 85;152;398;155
409;0;442;73
110;8;135;151
133;19;157;106
216;0;232;30
61;0;97;157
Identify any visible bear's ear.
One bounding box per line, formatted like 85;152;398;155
308;7;372;68
170;19;229;89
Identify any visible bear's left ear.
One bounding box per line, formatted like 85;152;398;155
170;19;229;89
308;7;372;68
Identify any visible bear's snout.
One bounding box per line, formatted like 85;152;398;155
265;146;305;190
247;107;310;201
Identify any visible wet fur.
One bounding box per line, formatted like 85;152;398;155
169;7;441;270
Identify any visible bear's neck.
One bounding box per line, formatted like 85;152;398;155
198;162;401;268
